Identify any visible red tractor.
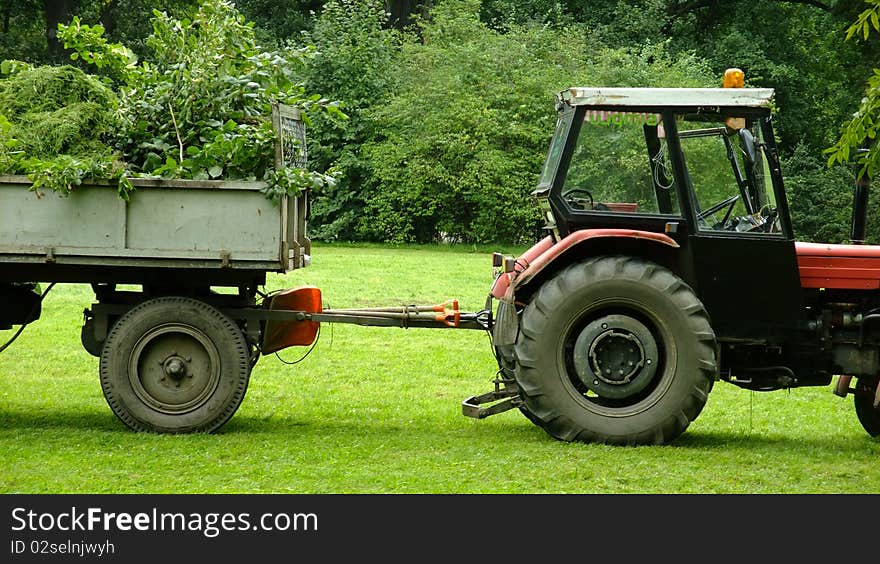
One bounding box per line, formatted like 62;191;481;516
464;69;880;445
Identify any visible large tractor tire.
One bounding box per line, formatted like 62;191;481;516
99;296;251;433
854;376;880;438
513;256;717;445
495;342;541;426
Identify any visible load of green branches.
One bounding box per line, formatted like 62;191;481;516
0;0;340;202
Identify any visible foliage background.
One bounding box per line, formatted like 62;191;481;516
2;0;880;242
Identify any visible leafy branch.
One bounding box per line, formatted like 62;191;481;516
845;0;880;41
825;0;880;179
2;0;340;202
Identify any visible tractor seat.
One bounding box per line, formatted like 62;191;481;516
598;202;638;212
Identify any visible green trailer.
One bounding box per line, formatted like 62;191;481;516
0;103;490;434
0;105;313;434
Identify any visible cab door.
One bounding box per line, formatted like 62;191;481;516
667;114;804;340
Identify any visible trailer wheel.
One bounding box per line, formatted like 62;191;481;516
99;296;250;433
514;256;716;445
854;377;880;437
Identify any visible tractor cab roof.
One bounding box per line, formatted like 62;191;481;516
559;87;775;112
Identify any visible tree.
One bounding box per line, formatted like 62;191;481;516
0;1;201;64
43;0;75;59
358;0;716;244
231;0;322;46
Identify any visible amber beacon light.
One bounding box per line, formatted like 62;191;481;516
723;68;744;88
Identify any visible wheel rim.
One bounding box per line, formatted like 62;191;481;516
128;323;221;414
561;300;675;415
572;314;658;399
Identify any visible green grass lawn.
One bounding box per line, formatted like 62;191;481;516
1;243;878;493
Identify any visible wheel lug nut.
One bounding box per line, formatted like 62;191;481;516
646;359;653;365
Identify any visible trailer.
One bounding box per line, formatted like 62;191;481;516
0;104;492;433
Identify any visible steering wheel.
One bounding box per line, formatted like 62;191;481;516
717;204;781;233
750;205;780;233
562;188;595;211
697;194;739;228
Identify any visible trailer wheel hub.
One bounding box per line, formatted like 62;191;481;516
128;324;221;414
162;356;188;380
572;314;658;399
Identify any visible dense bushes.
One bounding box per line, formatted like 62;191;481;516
783;143;880;243
0;0;337;200
301;0;402;242
307;0;716;245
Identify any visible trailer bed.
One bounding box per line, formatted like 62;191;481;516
0;175;308;285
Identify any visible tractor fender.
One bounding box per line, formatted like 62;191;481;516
489;229;679;347
492;229;680;300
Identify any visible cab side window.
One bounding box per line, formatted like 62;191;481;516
562;111;680;216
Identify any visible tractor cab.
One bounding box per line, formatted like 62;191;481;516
528;81;805;340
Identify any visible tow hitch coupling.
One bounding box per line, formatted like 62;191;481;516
462;376;522;419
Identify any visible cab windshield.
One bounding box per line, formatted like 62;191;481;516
559;110;678;215
536;110;574;193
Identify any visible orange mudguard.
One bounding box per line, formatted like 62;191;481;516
262;286;322;354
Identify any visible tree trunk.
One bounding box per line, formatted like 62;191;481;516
385;0;432;29
2;0;10;34
44;0;75;62
100;0;117;38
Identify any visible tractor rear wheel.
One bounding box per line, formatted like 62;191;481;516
854;376;880;437
513;256;717;445
99;296;251;433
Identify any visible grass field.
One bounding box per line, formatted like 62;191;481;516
1;243;878;494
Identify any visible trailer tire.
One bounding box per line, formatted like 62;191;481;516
854;376;880;437
514;256;716;445
100;296;250;433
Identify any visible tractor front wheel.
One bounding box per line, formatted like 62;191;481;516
854;376;880;437
513;256;717;445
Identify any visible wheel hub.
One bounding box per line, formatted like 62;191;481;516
162;355;189;381
129;324;221;414
589;330;645;384
573;314;658;399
